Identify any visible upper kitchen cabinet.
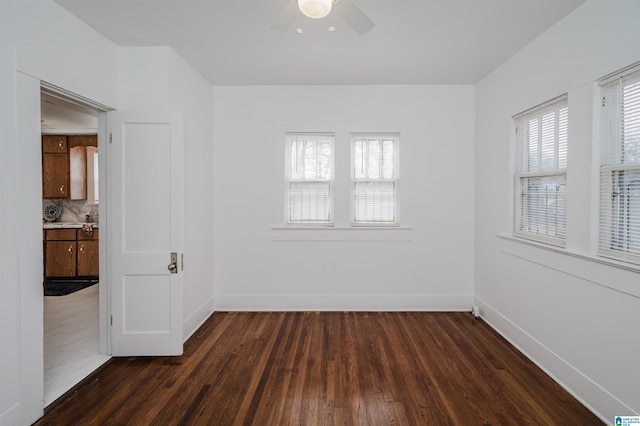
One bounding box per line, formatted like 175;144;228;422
69;135;98;148
42;135;97;200
42;135;68;154
42;135;69;198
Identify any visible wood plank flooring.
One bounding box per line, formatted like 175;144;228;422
44;284;110;406
36;312;602;425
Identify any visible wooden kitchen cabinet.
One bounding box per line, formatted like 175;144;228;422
43;154;69;198
42;135;68;153
44;229;76;277
42;135;97;200
44;228;99;279
42;136;70;199
77;229;99;277
68;135;97;148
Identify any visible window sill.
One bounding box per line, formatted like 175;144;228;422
511;231;566;249
271;226;413;242
497;233;640;298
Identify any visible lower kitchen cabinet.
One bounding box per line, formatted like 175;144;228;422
45;240;76;277
44;228;99;279
77;238;99;276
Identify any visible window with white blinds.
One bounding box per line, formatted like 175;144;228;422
352;134;399;225
598;65;640;265
286;133;334;224
514;96;568;245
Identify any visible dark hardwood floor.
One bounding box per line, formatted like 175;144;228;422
36;312;602;425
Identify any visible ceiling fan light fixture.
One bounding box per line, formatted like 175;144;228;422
298;0;332;19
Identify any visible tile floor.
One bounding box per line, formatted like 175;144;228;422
43;284;110;406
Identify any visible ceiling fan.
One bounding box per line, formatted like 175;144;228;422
271;0;375;35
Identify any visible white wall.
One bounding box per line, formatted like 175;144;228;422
0;1;119;425
119;47;216;340
168;50;216;338
213;85;475;310
0;34;22;426
474;0;640;420
0;21;213;423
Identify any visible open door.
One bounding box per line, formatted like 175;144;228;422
108;111;183;356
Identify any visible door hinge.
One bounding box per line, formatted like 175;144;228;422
181;253;184;271
109;132;113;144
110;315;113;325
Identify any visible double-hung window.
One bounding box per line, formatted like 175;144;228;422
599;65;640;264
286;133;334;225
352;134;399;225
514;96;568;245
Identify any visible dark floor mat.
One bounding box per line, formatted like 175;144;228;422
44;280;98;296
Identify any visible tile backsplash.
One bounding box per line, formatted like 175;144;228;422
43;199;98;223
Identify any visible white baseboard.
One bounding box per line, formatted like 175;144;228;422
475;296;633;423
0;402;20;426
215;293;473;311
183;296;215;342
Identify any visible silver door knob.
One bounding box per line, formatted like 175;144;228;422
168;252;178;274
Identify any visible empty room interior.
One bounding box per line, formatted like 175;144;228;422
1;0;639;424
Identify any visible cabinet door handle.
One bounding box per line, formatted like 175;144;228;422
58;141;64;150
80;245;85;253
59;185;65;193
68;246;73;255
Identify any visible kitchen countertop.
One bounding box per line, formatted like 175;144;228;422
43;222;99;229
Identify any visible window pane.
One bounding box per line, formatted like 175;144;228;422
541;111;556;170
558;107;568;169
524;106;568;173
526;118;539;172
290;138;332;180
605;170;640;255
353;138;395;179
622;80;640;164
289;182;331;223
354;182;396;223
519;176;566;239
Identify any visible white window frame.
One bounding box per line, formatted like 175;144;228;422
598;63;640;265
513;95;568;247
351;133;400;226
285;133;335;226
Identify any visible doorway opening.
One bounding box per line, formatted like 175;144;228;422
40;85;111;406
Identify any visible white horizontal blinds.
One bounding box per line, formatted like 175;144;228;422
352;134;398;224
287;134;334;224
599;67;640;264
514;97;568;245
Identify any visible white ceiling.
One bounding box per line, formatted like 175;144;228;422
54;0;584;86
41;93;98;134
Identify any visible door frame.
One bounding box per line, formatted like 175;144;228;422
39;82;114;369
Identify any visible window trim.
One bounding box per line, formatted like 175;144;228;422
597;64;640;266
350;133;400;227
513;95;568;247
284;133;335;227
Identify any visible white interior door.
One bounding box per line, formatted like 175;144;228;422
109;111;183;356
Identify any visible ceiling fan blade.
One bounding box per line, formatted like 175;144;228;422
337;0;374;35
271;0;298;31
